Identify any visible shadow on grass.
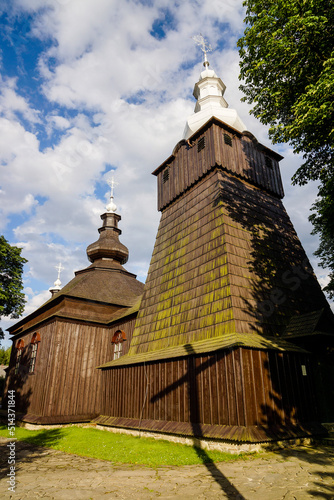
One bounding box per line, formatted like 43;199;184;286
16;428;65;448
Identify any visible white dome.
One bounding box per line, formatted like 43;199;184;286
199;67;218;80
183;65;247;139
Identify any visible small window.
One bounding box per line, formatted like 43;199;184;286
113;342;123;360
29;332;41;374
112;330;126;360
265;156;273;169
224;134;232;147
197;136;205;152
163;167;169;183
15;339;24;375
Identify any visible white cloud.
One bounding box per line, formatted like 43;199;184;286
0;0;332;346
48;114;71;130
0;76;41;123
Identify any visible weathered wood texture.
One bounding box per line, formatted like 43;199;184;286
155;120;284;211
131;163;329;356
4;315;137;422
99;347;319;442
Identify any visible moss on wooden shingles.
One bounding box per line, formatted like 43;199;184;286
131;163;329;356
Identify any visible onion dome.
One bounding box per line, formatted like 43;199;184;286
49;263;64;296
86;212;129;265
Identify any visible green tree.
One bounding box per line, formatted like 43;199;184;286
309;175;334;298
237;0;334;294
0;346;11;365
0;236;27;339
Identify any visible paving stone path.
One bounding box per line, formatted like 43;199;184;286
0;437;333;499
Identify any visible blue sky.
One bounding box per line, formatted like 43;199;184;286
0;0;332;347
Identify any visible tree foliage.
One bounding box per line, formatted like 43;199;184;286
309;175;334;298
238;0;334;296
0;346;11;365
0;236;27;338
237;0;334;184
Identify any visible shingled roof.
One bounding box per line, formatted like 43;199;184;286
284;309;334;338
8;211;144;336
46;262;143;307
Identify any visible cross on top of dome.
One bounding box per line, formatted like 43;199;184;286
192;34;212;68
183;34;247;139
106;175;118;213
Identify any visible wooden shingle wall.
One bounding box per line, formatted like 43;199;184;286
131;163;328;355
131;169;235;355
99;347;318;442
215;170;328;336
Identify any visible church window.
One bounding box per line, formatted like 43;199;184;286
224;134;232;147
197;136;205;152
29;332;41;374
163;167;170;183
15;339;24;375
113;342;122;359
112;330;126;360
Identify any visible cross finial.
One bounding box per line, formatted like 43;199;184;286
106;174;118;212
192;34;212;67
55;262;64;281
49;262;64;295
107;175;118;198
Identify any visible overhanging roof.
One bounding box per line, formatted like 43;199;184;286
283;308;334;339
98;332;308;368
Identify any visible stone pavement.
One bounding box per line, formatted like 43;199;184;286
0;437;333;499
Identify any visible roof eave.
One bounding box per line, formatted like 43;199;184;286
97;333;308;369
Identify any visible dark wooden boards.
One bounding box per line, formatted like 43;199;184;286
99;347;320;442
4;314;137;420
155;120;284;212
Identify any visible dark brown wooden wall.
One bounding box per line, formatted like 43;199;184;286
4;314;137;422
156;122;284;211
101;347;317;433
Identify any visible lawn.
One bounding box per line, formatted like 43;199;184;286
0;424;254;466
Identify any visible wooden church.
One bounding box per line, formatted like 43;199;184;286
3;56;334;442
3;208;144;423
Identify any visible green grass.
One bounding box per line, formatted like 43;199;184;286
0;424;254;466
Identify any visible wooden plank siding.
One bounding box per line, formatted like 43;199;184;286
98;347;320;442
4;314;138;424
155;120;284;212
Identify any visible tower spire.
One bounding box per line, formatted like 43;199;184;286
49;262;64;296
86;175;128;266
106;174;118;213
183;36;247;140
